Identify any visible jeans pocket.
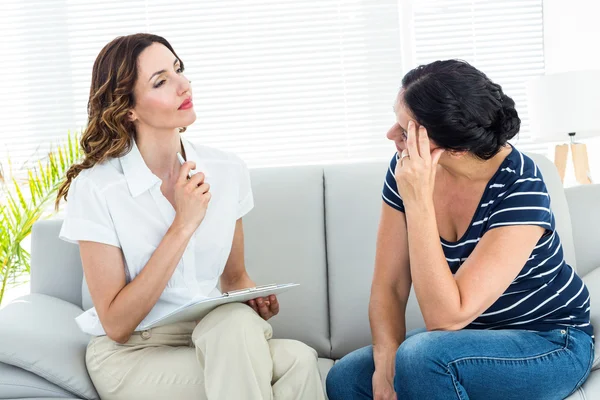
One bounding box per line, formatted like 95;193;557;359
534;328;570;349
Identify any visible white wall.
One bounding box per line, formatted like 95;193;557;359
544;0;600;74
544;0;600;184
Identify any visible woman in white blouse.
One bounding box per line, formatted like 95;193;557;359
55;33;325;400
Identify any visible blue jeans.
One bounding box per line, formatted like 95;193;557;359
326;327;594;400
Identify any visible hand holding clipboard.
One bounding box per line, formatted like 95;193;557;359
144;283;299;329
225;284;281;320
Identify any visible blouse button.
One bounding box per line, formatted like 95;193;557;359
141;330;151;340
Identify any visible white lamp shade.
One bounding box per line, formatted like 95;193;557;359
526;70;600;142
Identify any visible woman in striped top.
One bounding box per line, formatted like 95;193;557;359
326;60;594;400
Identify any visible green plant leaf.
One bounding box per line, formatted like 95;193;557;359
27;170;38;206
12;178;27;211
33;169;43;198
7;193;20;227
0;131;82;306
58;147;66;171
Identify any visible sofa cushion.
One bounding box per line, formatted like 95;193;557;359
324;163;384;359
243;166;331;358
0;362;75;399
582;268;600;370
566;369;600;399
0;294;99;400
566;184;600;278
31;221;84;308
318;358;334;398
324;162;426;359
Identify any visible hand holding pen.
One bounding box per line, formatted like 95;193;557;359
177;152;201;180
172;152;211;234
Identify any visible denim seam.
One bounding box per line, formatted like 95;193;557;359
446;346;568;367
444;348;568;400
447;330;569;367
446;329;586;399
570;338;594;396
447;367;467;400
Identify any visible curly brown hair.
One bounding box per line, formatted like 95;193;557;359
55;33;185;209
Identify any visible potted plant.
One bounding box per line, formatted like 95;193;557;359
0;132;81;306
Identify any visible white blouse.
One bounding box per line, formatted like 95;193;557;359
59;136;253;336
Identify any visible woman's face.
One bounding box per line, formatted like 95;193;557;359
387;94;438;155
129;43;196;133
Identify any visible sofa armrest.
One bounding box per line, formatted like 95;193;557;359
0;361;75;399
565;184;600;278
582;268;600;370
0;294;99;400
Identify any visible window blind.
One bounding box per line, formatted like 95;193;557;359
406;0;546;152
0;0;548;172
0;0;403;170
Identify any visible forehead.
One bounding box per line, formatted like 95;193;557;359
137;43;177;78
393;93;411;127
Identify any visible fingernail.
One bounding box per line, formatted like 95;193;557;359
257;299;263;305
408;121;413;128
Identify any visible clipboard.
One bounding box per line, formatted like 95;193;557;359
143;283;299;329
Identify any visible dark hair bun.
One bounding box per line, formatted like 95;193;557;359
401;60;521;160
497;94;521;144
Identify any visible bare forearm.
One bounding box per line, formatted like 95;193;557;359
104;220;193;342
220;271;254;292
369;286;406;376
405;202;462;330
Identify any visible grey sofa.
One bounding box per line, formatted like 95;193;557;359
0;153;599;400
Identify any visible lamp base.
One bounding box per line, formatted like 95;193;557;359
554;143;592;185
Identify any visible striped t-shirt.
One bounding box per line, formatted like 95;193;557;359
382;145;593;337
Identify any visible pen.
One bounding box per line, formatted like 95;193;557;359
177;152;196;179
223;284;278;297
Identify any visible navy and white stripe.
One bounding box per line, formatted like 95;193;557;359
382;146;593;337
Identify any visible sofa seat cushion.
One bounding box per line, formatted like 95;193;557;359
565;368;600;399
0;361;75;399
318;357;334;397
0;294;99;399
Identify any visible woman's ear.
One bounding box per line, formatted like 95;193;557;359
127;110;137;122
447;149;468;159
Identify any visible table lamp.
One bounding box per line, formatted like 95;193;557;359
526;70;600;184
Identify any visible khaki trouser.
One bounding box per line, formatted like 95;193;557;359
86;303;326;400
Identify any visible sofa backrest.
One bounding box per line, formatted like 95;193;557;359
242;166;331;357
566;184;600;277
324;161;430;359
528;153;577;268
29;151;575;360
31;221;84;308
31;164;333;358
